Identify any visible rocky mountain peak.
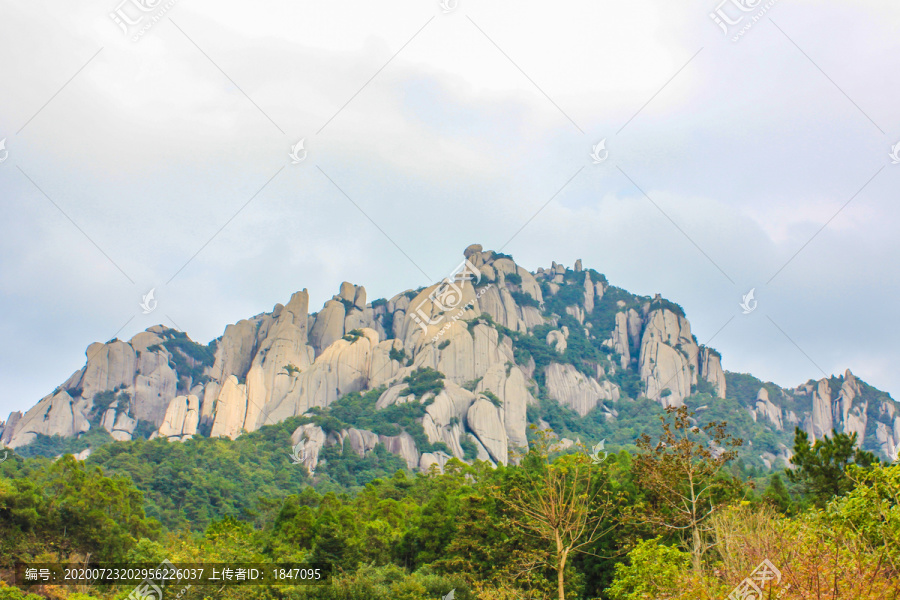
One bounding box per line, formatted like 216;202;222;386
3;246;898;467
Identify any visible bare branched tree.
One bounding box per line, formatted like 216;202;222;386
495;429;616;600
632;405;743;575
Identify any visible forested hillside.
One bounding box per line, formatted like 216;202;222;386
1;406;898;600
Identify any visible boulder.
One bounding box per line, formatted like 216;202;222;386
5;390;90;448
80;341;138;402
638;307;698;407
378;431;419;469
547;330;567;353
699;347;727;399
290;423;327;473
210;376;251;439
309;299;347;356
753;388;783;430
419;451;452;473
583;273;595;313
422;383;476;458
261;328;380;423
132;349;178;424
0;412;22;445
467;397;508;464
808;379;834;441
476;363;532;448
545;362;619;417
346;427;379;457
157;395;200;441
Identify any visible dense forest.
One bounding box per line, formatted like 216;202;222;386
1;406;897;600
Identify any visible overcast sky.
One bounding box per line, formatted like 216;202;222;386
1;0;898;418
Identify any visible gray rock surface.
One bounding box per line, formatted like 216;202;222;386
9;247;900;468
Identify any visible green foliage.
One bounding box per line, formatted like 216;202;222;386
762;473;794;513
341;327;366;343
828;463;900;561
647;296;686;318
133;419;157;440
317;443;408;490
0;455;158;561
504;271;522;285
438;340;450;350
587;285;644;341
0;582;48;600
509;290;540;308
14;427;116;459
788;428;879;506
509;324;559;378
5;407;897;600
148;330;216;389
606;537;690;600
88;390;119;423
388;346;407;363
283;363;301;376
343;328;365;342
481;391;503;408
527;392;665;450
381;309;396;339
83;417;313;530
461;378;481;392
399;367;445;398
459;436;478;461
725;371;786;409
542;280;585;314
313;387;449;455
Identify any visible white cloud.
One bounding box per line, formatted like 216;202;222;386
1;0;899;416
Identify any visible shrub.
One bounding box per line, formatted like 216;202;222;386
509;290;540;308
399;368;445;398
481;391;502;408
389;347;407;363
606;537;691;600
459;436;479;461
343;329;365;342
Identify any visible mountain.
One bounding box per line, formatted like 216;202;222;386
2;244;898;470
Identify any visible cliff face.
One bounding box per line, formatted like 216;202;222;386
744;369;900;462
3;244;898;467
